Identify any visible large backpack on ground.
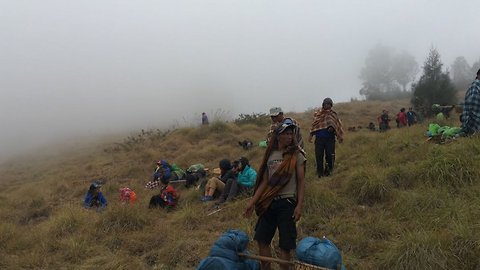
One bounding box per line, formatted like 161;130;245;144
171;163;186;180
197;230;259;270
148;185;178;209
185;164;206;188
296;236;346;270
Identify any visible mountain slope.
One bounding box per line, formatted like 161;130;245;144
1;99;479;269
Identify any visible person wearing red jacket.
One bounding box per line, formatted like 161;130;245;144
396;108;407;128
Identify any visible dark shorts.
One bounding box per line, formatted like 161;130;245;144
254;197;297;250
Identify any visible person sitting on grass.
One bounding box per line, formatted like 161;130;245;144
148;178;179;210
217;157;257;205
83;181;108;210
153;160;171;182
201;159;235;202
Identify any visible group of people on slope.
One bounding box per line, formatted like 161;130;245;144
242;98;343;269
374;68;480;137
377;107;418;131
268;99;344;179
201;157;257;204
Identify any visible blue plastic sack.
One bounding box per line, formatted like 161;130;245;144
296;236;346;270
209;229;250;261
197;256;259;270
197;230;260;270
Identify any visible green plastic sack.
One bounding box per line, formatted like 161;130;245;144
171;163;185;179
428;123;441;136
259;140;268;148
187;164;205;173
442;127;462;139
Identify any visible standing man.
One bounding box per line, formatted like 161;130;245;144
267;107;304;149
245;118;306;270
308;98;343;178
406;107;418;126
202;112;209;125
378;109;391;132
460;69;480;136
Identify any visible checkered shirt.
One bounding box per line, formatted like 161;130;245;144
461;79;480;133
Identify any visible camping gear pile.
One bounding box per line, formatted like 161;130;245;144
197;230;347;270
426;123;462;143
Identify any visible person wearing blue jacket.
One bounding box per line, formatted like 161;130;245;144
83;181;108;210
217;157;257;204
153;160;173;183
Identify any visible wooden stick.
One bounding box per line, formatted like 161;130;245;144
238;253;294;266
238;253;335;270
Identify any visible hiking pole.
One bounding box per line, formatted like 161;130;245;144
206;197;251;216
238;253;336;270
168;180;187;184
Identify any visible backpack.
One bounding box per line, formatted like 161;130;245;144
149;185;178;209
171;163;186;180
119;187;137;204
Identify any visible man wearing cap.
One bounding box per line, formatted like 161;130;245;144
308;98;344;178
460;69;480;135
245;118;306;270
267;107;304;149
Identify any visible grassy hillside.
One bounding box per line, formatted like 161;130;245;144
1;99;479;269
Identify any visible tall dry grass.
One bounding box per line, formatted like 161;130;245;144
0;100;479;269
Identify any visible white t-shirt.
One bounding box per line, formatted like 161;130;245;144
267;150;306;197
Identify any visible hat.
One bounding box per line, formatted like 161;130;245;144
276;118;296;134
93;179;104;187
322;98;333;106
219;159;232;171
269;107;283;117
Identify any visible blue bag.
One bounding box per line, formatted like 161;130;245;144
296;236;346;270
197;230;260;270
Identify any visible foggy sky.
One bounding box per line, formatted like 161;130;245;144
0;0;478;160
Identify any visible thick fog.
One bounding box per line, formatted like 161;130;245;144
0;0;478;160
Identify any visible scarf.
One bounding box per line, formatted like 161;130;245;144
254;150;298;216
310;108;344;139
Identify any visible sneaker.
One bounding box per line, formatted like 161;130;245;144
200;195;213;202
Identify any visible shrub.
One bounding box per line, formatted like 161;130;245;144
234;112;270;127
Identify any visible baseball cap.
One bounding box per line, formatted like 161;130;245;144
269;107;283;117
276;118;296;134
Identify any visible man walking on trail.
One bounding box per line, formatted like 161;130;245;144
267;106;304;149
308;98;343;178
245;118;306;270
202;112;209;125
460;69;480;136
